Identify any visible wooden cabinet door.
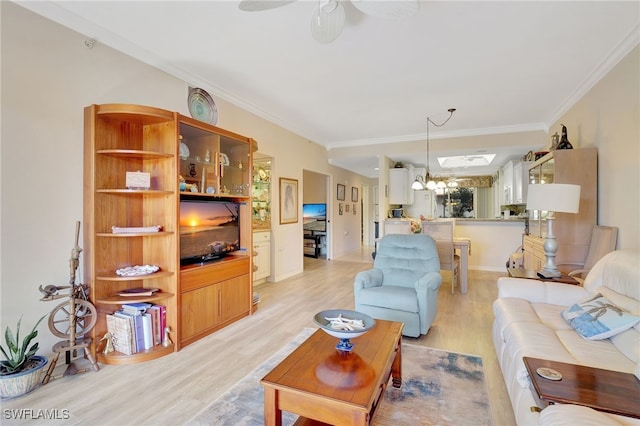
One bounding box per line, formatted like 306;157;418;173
180;285;220;341
219;275;250;323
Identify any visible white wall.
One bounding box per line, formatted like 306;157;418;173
0;2;367;354
549;45;640;250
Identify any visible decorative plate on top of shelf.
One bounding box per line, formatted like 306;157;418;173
188;87;218;125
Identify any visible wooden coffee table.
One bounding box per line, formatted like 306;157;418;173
261;319;403;426
523;357;640;419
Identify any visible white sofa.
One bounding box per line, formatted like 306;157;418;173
492;249;640;426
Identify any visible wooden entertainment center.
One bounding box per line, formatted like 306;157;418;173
83;104;254;364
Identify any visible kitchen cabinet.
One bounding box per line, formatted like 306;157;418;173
388;165;414;205
513;160;532;204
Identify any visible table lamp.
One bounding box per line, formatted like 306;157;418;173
526;184;581;278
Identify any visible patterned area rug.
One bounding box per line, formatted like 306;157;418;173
186;328;493;426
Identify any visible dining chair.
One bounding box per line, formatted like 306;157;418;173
384;220;412;235
562;225;618;285
421;219;460;294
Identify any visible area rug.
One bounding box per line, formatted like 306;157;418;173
186;328;493;426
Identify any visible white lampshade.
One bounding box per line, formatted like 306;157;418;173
527;184;581;213
310;0;345;43
411;176;425;190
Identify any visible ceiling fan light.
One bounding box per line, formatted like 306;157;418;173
311;0;345;43
426;180;437;190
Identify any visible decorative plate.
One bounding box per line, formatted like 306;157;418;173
179;142;190;160
188;87;218;125
115;264;160;277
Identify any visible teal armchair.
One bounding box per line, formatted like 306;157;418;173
354;234;442;337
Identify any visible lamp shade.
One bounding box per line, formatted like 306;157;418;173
526;184;581;213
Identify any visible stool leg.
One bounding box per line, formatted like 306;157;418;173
42;352;60;385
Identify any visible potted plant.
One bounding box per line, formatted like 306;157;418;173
0;315;48;399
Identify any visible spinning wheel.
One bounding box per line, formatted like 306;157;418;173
48;299;97;339
40;221;100;384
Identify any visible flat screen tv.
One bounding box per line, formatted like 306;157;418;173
179;198;240;266
302;203;327;232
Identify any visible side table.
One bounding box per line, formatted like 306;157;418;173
523;356;640;419
507;268;579;285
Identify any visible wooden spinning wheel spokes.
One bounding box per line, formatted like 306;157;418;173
48;299;97;339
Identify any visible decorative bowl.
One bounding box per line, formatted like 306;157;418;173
313;309;376;352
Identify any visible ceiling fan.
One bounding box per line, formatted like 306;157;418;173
238;0;420;43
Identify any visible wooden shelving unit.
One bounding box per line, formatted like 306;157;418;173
84;104;254;363
84;104;179;364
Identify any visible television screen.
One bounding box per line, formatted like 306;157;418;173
179;199;240;266
303;203;327;232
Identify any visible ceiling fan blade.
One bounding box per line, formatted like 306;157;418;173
350;0;419;19
238;0;296;12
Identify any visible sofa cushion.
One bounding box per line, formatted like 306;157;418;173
555;330;637;373
356;285;418;312
561;293;640;340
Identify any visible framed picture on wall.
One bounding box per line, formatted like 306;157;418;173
345;204;350;213
279;177;298;224
351;187;359;202
337;184;345;201
339;203;344;215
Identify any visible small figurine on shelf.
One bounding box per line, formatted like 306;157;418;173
163;326;173;348
556;124;573;150
101;332;114;355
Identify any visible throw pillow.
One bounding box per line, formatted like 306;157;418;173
561;293;640;340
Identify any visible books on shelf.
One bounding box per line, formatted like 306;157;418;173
122;302;153;315
106;314;134;355
106;303;167;355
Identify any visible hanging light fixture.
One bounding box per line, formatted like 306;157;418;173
414;108;457;191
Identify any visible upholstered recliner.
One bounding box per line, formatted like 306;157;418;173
354;234;443;337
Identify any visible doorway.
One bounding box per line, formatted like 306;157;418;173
302;169;330;264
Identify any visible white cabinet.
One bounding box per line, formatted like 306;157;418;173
501;161;514;204
253;231;271;283
388;165;414;205
501;160;531;204
513;161;532;204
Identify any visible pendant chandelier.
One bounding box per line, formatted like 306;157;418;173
412;108;457;190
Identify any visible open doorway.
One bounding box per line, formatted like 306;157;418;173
302;170;330;264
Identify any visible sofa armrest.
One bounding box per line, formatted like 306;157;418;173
354;268;383;291
497;277;591;306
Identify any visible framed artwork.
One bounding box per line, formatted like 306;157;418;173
337;184;345;201
351;187;359;202
345;204;350;213
338;203;344;215
353;204;357;214
279;177;298;224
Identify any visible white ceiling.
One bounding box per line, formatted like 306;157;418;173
18;1;639;178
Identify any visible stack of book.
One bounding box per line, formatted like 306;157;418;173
106;303;167;355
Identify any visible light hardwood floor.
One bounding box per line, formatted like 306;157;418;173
2;249;516;426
